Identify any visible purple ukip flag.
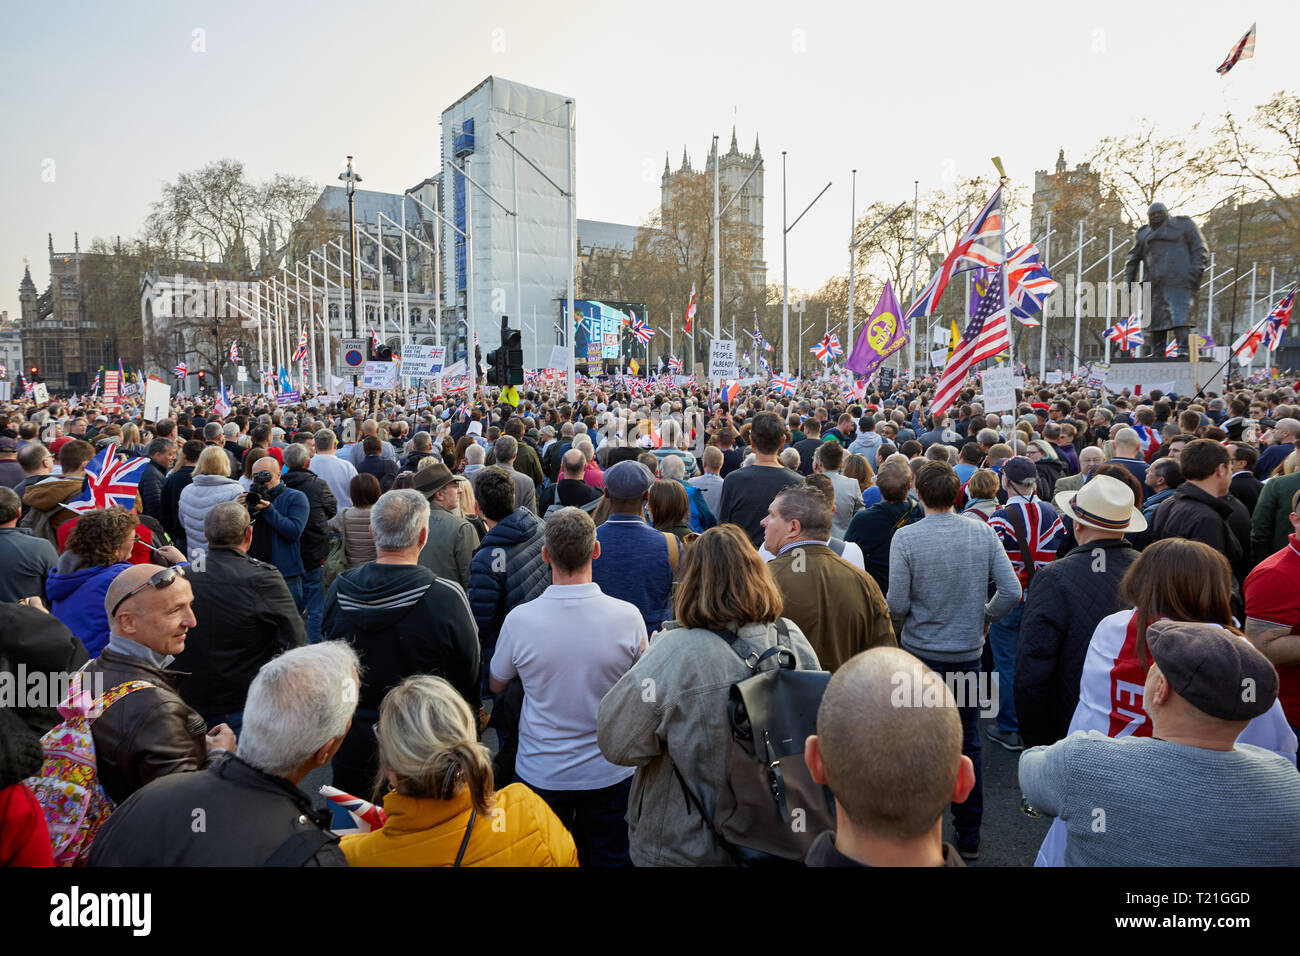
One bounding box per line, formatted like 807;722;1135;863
845;280;908;380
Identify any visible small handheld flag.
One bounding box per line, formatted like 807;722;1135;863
319;785;387;834
66;444;150;513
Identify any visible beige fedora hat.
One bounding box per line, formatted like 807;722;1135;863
1053;473;1146;533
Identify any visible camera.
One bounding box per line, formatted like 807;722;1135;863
245;469;274;511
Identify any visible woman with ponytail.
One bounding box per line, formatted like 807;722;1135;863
339;675;578;867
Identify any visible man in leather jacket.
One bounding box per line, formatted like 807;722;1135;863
86;564;234;806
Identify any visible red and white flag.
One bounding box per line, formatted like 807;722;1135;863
683;284;697;335
930;266;1010;416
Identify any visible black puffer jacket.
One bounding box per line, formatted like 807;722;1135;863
88;752;345;866
281;466;338;568
1015;538;1139;749
1148;482;1251;584
467;507;551;649
85;647;211;806
1034;457;1066;500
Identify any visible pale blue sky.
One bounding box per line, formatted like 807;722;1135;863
3;0;1293;324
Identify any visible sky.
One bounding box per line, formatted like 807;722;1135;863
2;0;1294;327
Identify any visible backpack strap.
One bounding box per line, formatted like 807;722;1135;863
663;531;680;575
454;808;477;867
262;827;336;867
1005;504;1037;588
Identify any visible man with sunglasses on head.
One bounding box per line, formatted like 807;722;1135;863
83;563;235;808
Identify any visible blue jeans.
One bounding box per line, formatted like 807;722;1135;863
301;566;324;644
987;600;1023;733
916;654;983;849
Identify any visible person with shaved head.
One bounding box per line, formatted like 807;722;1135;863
803;647;975;866
82;564;234;809
243;455;311;616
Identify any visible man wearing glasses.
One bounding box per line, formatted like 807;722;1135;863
85;564;236;807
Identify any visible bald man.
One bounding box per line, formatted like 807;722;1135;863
85;564;234;806
244;456;310;606
804;647;975;866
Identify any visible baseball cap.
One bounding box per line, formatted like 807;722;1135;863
603;460;655;499
1002;456;1038;486
1146;620;1278;721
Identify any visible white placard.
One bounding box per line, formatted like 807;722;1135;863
400;345;445;378
237;366;248;382
440;360;467;379
1045;371;1063;385
362;362;399;390
547;345;569;371
0;382;10;401
982;366;1016;412
932;327;950;347
143;380;170;421
709;339;737;380
344;383;356;395
1085;363;1109;390
929;348;948;368
1013;376;1025;389
32;383;49;404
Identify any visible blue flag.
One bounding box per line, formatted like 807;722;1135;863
279;366;291;393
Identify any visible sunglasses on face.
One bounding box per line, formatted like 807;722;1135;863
109;565;188;618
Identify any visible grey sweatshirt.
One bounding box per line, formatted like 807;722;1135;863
886;511;1020;663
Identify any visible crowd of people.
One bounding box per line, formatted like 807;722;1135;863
0;368;1298;868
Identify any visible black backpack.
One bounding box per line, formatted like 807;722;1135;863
672;620;835;866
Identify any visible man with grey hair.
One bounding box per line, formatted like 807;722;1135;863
464;441;487;480
309;426;357;508
282;441;337;643
324;489;480;794
89;642;358;866
342;419;396;468
175;501;306;733
490;434;537;515
204;421;241;477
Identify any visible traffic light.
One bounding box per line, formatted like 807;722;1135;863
198;370;205;383
373;344;393;362
486;316;524;388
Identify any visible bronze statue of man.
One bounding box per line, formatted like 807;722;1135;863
1123;202;1209;356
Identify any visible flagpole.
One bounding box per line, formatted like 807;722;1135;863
909;179;918;378
1104;227;1114;367
999;172;1013;380
1041;210;1051;379
847;169;856;360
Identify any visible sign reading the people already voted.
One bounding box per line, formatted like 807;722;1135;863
709;339;737;380
399;345;445;378
982;366;1016;412
362;361;399;390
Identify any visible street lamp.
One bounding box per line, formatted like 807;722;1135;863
338;156;362;389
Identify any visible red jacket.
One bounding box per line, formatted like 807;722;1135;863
0;784;53;866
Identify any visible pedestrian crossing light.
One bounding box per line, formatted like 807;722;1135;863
486;316;525;387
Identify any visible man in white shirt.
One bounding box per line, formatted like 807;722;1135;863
687;446;725;515
309;428;359;508
490;506;645;867
814;440;865;538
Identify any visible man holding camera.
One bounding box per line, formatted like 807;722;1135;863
242;457;310;615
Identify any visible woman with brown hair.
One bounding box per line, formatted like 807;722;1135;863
647;479;692;541
1034;537;1297;866
842;453;875;495
453;435;476;474
340;675;577;867
596;524;822;866
329;473;381;569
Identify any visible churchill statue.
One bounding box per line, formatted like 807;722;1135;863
1123;202;1209;356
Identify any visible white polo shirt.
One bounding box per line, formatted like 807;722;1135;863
491;582;645;791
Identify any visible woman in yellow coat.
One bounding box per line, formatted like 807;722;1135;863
341;675;578;867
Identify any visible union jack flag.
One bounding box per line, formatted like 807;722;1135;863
630;314;654;344
750;315;775;353
988;497;1065;588
293;332;308;363
812;333;843;363
770;375;798;396
229;340;240;363
1003;242;1057;323
172;361;188;379
1105;314;1144;351
1216;21;1255;76
1164;339;1179;358
907;185;1004;322
668;355;683;373
21;375;32;395
455;402;469;416
66;443;150;513
320;785;387;835
1132;423;1160;461
1263;289;1294;351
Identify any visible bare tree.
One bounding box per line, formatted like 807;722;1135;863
1087;118;1222;222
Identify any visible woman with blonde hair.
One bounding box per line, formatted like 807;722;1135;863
340;675;577;867
451;473;486;544
596;524;821;866
177;444;243;555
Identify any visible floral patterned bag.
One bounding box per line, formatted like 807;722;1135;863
24;664;154;866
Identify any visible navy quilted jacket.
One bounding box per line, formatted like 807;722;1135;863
468;507;551;649
1014;538;1139;749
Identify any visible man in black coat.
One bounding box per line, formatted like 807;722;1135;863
1228;442;1264;515
280;443;337;645
1016;475;1143;749
173;502;307;730
89;643;355;867
1148;439;1251;586
137;438;177;524
161;440;202;553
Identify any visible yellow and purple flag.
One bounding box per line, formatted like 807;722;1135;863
845;280;908;380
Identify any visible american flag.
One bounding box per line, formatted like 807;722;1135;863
66;443;150;512
930;268;1011;416
1105;314;1144;351
293;332;308;363
988;498;1065;588
1216;21;1255;75
770;375;798;396
172;361;188;379
1164;339;1179;358
229;340;240;363
907;185;1004;322
1263;289;1294;351
630;314;654;344
683;284;697;334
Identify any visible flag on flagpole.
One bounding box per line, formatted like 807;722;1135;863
668;355;683;373
1104;315;1145;351
630;314;654;344
229;340;241;364
683;285;697;335
213;377;231;418
1216;21;1256;75
293;332;308;363
172;361;188;379
931;268;1012;416
906;185;1004;322
1263;289;1295;351
845;280;909;380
